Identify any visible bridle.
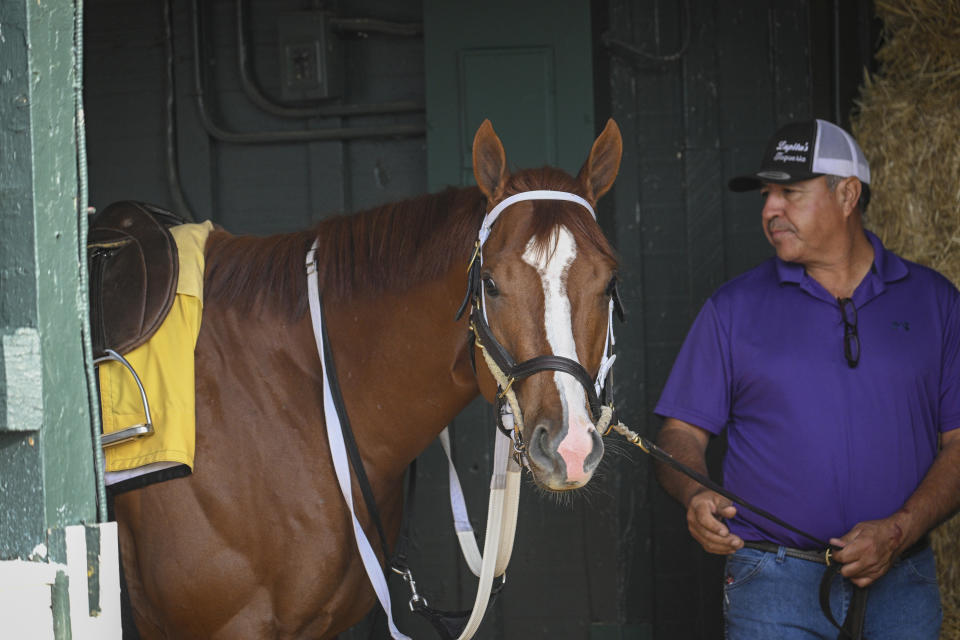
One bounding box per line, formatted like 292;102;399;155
454;190;625;465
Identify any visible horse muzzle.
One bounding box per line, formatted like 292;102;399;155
527;417;604;490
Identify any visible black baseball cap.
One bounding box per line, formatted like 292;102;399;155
729;119;871;192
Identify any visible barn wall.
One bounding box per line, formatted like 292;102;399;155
82;0;875;638
84;0;426;230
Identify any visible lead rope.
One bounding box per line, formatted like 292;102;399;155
438;428;520;580
605;420;832;550
444;335;524;640
605;420;868;640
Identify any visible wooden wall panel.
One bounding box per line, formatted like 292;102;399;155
603;1;824;638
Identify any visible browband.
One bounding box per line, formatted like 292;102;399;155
477;190;595;248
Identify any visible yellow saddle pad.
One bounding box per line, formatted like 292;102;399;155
99;220;213;485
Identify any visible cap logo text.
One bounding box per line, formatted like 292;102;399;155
772;139;808;164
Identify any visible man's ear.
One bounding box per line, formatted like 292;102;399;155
837;177;863;216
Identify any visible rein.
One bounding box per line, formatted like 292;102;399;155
306;244;410;640
606;420;867;640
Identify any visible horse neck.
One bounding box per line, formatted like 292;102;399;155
314;192;483;479
200;189;484;479
320;265;477;478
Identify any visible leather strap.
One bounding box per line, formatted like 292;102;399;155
469;305;606;421
742;540;832;564
306;244;410;640
410;579;505;640
819;563;867;640
318;296;391;563
633;433;832;549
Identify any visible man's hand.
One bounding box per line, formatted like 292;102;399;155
830;431;960;587
687;489;743;555
829;515;908;587
655;419;742;555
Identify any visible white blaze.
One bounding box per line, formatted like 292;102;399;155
522;226;595;480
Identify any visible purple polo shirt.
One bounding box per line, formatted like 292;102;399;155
655;231;960;548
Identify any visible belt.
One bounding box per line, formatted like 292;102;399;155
742;534;930;566
742;535;930;640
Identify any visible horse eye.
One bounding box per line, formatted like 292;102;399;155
483;276;500;297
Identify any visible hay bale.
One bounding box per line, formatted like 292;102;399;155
850;1;960;636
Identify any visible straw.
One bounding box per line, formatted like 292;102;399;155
850;2;960;635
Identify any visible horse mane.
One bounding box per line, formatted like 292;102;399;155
203;187;486;321
202;168;617;321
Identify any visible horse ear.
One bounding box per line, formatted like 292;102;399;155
472;119;509;200
578;119;622;202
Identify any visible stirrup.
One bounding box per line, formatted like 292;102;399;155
94;348;154;447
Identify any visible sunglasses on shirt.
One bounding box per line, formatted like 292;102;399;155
838;297;860;368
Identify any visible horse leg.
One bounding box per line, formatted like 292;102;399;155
114;482;277;639
115;493;170;640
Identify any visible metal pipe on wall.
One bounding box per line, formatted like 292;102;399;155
331;17;423;37
189;0;425;144
235;0;425;120
164;0;195;220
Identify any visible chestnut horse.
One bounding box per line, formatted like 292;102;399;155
113;119;623;639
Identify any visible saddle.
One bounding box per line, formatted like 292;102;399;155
88;201;184;357
88;201;185;447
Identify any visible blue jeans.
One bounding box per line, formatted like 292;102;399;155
723;545;942;639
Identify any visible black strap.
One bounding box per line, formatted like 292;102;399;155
470;306;606;421
393;437;507;640
470;306;516;370
635;433;831;548
454;246;482;322
636;432;881;638
410;578;505;640
511;355;598;403
610;280;626;322
819;563;868;640
390;459;418;574
318;293;392;564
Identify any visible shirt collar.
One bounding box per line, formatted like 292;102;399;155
774;229;909;285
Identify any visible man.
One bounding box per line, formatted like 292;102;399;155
654;118;960;639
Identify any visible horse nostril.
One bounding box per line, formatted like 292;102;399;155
583;429;604;471
530;424;554;463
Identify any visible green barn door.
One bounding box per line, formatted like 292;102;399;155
425;0;596;191
0;0;121;637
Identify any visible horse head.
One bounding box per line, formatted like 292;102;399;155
467;119;622;491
